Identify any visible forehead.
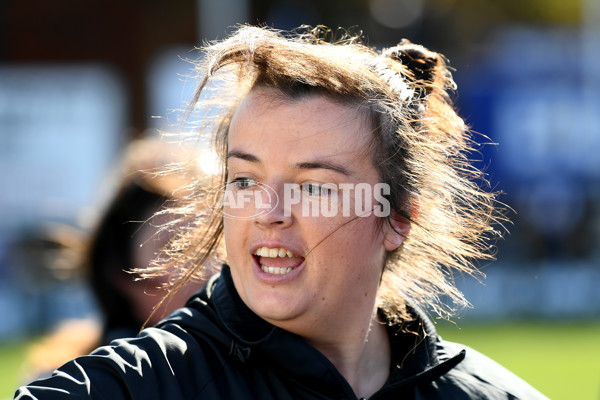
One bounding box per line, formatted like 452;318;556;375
229;87;373;149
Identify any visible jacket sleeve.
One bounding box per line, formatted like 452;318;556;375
437;341;550;399
13;326;205;400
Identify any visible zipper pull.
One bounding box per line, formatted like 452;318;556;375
229;341;251;363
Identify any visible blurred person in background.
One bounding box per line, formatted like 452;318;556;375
15;25;547;399
87;138;208;343
22;138;209;381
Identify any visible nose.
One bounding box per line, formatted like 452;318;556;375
254;184;292;229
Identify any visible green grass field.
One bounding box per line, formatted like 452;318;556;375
436;320;600;399
1;321;599;399
0;340;27;400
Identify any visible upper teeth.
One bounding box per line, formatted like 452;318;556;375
254;246;296;258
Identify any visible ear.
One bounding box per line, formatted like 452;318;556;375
383;211;412;252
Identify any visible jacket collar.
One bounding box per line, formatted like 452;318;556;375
383;305;466;391
187;265;465;396
207;264;277;344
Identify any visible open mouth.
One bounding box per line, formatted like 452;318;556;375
253;246;305;275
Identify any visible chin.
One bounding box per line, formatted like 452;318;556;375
247;292;305;324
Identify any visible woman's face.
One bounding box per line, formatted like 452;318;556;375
223;88;401;336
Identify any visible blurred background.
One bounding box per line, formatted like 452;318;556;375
0;0;599;398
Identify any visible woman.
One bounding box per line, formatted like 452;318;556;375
87;138;206;344
15;26;547;399
21;138;204;382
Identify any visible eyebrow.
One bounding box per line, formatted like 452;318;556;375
227;150;259;163
293;161;351;176
227;150;352;176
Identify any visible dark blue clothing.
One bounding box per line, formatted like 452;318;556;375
15;266;548;399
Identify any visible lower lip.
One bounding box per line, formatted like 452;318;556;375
252;255;305;284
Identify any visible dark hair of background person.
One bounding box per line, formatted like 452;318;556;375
87;177;170;343
22;139;204;381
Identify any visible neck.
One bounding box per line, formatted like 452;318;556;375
306;314;391;399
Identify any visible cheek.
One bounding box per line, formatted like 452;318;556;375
223;217;243;240
347;219;386;267
342;215;384;245
311;216;385;267
223;220;240;259
223;219;253;265
223;219;232;240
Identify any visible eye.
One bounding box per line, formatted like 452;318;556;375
229;177;258;190
301;183;336;197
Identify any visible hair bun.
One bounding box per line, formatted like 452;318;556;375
382;39;440;84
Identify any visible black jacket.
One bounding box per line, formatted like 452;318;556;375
15;266;548;399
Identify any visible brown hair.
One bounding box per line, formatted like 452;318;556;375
140;25;503;324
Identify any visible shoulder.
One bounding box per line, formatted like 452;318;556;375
434;339;549;400
15;304;231;400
